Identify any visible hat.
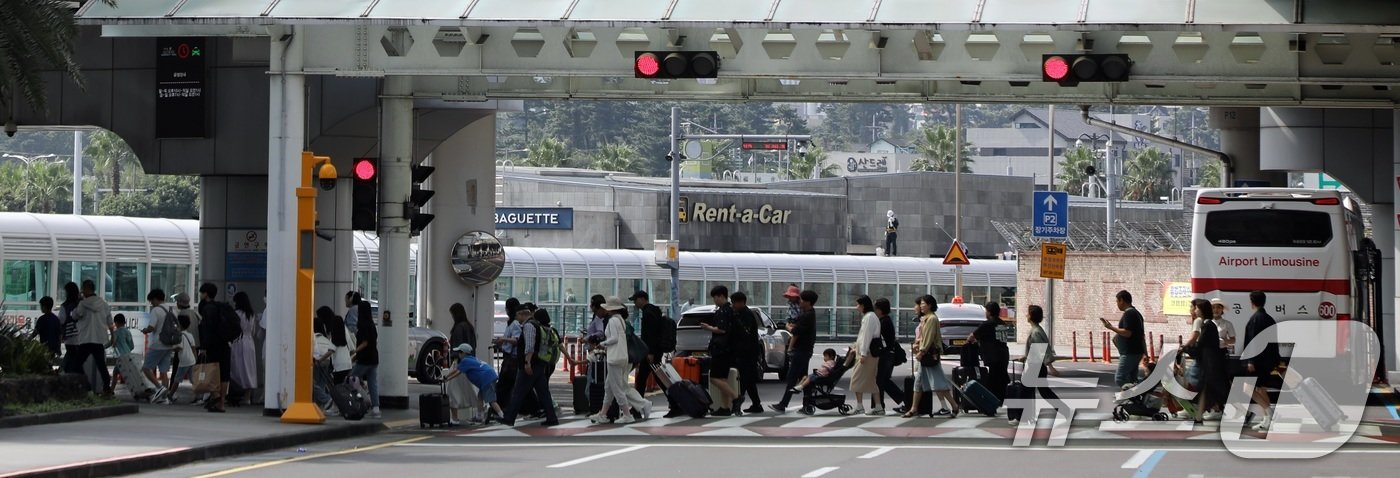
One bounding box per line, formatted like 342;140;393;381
603;296;627;312
1209;298;1225;307
628;290;649;301
782;285;800;299
173;293;190;305
887;210;894;217
453;343;474;355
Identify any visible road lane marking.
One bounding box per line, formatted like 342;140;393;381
859;447;894;459
1121;449;1155;469
0;448;191;478
802;467;839;478
1131;450;1166;478
193;436;429;478
546;445;648;469
396;442;1400;454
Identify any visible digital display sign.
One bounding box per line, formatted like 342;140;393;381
156;38;207;138
740;141;789;151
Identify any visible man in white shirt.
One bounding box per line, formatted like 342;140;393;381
142;289;177;393
72;280;114;395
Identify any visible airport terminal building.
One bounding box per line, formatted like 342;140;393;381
494;168;1036;258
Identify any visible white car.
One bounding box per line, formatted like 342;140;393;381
675;305;792;380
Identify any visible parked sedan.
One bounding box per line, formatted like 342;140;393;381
675;305;791;381
936;302;987;355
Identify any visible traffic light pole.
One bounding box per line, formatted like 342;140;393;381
667;108;811;318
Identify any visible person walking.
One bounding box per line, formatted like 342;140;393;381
500;308;561;427
230;292;260;406
1100;290;1146;390
730;292;765;414
630;291;674;402
590;297;653;424
970;302;1011;402
73;280;114;396
700;285;740;416
140;289;177;395
872;298;907;413
445;303;482;422
849;295;881;415
906;295;958;418
1209;298;1236;354
1191;300;1229;424
344;292;369;335
1241;290;1280;431
350;309;383;419
32;296;61;358
58;282;82;374
494;297;527;408
449;303;477;351
197;283;232;412
771;290;818;413
1016;305;1060;404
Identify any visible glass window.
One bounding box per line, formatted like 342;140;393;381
809;283;836;309
3;260;51;303
1205;209;1331;247
511;277;535;302
769;281;795;308
150;264;190;299
493;276;511;300
867;283;896;307
679;280;705;309
931;285;956;303
355;271;370;296
562;278;587;304
967;286;991;307
738;281;768;307
368;271;380;301
815;308;837;340
103;263;147;304
836;281;865;306
621;278;645;301
409;275;418;312
60;261;99;296
536;277;560;303
648;279;672;307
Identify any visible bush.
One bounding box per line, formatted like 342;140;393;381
0;322;54;377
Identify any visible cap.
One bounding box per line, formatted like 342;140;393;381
1209;298;1225;307
783;285;800;299
173;293;191;305
603;296;627;312
628;290;649;301
453;343;474;355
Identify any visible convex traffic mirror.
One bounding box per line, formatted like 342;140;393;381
451;231;505;285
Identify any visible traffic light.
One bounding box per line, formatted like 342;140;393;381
351;158;377;231
1042;54;1131;86
634;51;719;79
406;163;435;235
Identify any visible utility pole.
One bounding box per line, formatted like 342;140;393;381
954;103;963;299
1045;105;1055;340
73;130;83;215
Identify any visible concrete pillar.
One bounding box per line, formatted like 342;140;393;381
1212;107;1286;186
424;114;498;360
263;26;304;414
314;176;355;322
377;76;413;408
1389;110;1400;380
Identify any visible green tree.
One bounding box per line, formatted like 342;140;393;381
911;125;973;173
525;137;570;168
587;143;644;175
86;130;141;196
1197;160;1223;188
25;160;71;213
96;175;199;219
1057;147;1098;195
0;1;114;115
1123;147;1175;202
0;163;23;211
784;143;839;180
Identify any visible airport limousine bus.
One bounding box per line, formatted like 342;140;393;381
0;212;1017;342
1190;188;1381;374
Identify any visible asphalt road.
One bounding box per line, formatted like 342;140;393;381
143;432;1400;478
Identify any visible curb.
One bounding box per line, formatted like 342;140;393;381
4;421;385;478
0;404;139;430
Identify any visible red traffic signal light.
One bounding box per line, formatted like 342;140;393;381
1042;54;1131;86
634;51;719;79
353;158;376;181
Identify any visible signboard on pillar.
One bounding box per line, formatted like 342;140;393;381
226;229;267;281
1039;242;1066;279
155;37;207;138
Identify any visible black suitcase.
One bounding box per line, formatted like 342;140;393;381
959;342;981;368
668;379;711;418
1005;363;1033;422
572;375;590;416
959;379;1001;417
902;375;934;415
586;359;620;420
951;366;988;385
419;382;451;428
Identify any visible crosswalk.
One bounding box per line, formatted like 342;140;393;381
447;412;1396;444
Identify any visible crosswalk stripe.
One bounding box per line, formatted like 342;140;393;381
784;417;846;428
858;417;914;428
704;417;769;428
691;427;764;437
576;427;650;437
938;417;992;428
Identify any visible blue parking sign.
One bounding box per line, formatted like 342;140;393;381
1032;191;1068;239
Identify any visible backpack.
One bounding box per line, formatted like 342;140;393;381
656;313;677;354
157;305;181;346
534;322;561;365
217;302;242;343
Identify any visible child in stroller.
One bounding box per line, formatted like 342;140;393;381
1112;361;1170;422
799;348;857;416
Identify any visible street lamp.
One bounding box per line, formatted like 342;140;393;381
1077;132;1115;246
3;153;60;212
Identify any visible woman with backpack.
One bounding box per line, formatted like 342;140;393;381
590;297;652;424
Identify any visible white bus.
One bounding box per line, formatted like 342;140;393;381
1191;188;1379;362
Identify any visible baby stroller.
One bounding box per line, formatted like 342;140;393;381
1112;378;1170;422
800;349;857;416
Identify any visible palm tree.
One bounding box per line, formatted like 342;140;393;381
0;1;112;115
784;143;839;180
525;137;570;168
1122;147;1175;202
911;125;973;173
1196;159;1222;188
26;160;71;213
0;163;24;211
86;130;141;196
588;143;642;175
1057;147;1098;195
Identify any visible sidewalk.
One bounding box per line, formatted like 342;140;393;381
0;400;404;478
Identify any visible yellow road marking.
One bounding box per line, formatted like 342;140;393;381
192;435;430;478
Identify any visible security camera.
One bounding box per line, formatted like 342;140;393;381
4;118;15;137
316;162;339;191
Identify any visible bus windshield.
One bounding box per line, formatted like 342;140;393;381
1204;209;1332;248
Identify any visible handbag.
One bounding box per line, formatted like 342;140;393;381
918;352;940;367
192;363;221;394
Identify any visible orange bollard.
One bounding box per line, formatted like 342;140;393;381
1148;331;1156;362
1103;332;1112;363
1072;331;1079;362
1087;330;1096;363
1159;335;1165;360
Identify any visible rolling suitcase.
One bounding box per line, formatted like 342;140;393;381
706;368;739;412
571;375;590;416
668;380;712;418
1291;376;1346;431
419;381;452;428
329;377;369;420
586;359;620;420
115;353;159;401
1005;363;1033;422
902;375;934;415
951;365;988;386
958;379;1001;417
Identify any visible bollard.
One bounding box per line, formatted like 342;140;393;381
1178;334;1183;346
1158;335;1165;360
1071;331;1079;362
1087;330;1096;363
1103;332;1112;364
1148;331;1156;362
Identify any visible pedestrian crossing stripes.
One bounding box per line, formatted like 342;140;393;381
454;414;1399;443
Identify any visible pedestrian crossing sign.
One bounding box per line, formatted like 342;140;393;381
942;240;970;266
